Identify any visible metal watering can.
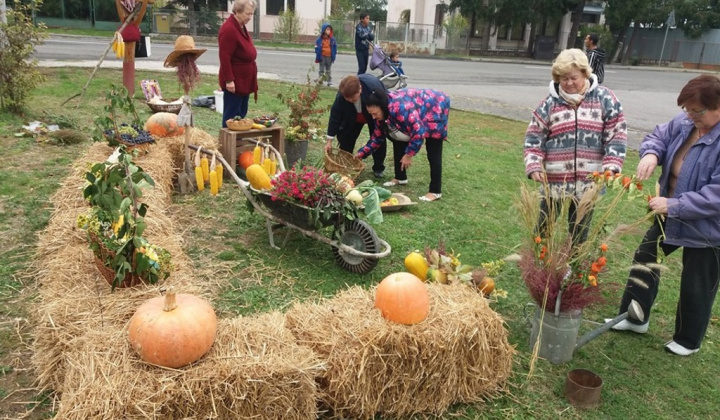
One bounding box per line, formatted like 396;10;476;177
574;299;645;350
530;298;645;364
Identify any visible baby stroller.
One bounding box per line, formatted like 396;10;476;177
370;44;408;90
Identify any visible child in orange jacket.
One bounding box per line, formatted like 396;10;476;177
314;23;337;86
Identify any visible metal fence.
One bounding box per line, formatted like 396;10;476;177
633;36;720;66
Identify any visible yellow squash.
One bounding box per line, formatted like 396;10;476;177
404;251;429;282
246;164;272;190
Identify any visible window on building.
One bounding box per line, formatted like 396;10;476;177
434;5;444;36
267;0;295;16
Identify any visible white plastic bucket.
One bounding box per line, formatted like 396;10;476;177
214;90;224;114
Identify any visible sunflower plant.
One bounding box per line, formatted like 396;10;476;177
77;148;172;290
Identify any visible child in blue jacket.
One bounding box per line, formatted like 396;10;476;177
315;23;337;86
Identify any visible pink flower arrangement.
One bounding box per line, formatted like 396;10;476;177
270;166;333;207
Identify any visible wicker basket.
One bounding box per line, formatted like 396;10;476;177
227;118;254;131
88;233;146;288
146;98;182;114
324;148;366;180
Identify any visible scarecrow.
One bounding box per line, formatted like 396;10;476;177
115;0;153;95
164;35;207;192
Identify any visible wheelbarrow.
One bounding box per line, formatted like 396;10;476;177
188;143;391;274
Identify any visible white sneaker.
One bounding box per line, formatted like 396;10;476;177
605;318;649;334
664;340;699;356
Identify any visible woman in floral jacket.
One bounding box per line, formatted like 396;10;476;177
524;48;626;246
357;88;450;202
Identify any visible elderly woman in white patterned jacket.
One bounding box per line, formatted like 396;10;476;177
523;48;627;247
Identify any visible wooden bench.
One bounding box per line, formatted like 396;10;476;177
218;126;285;176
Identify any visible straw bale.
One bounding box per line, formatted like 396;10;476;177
31;142;202;393
55;313;323;420
161;128;219;172
285;283;515;419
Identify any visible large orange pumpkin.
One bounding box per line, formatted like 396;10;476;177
128;288;217;368
144;112;185;137
238;150;254;169
374;272;430;325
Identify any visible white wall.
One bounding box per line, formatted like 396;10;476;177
228;0;332;36
386;0;439;25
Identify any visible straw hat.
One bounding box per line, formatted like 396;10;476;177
163;35;207;68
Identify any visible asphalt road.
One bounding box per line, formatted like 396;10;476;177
36;35;707;149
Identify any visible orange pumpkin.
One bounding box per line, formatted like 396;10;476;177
374;272;430;325
128;288;217;368
144;112;185;137
238;150;254;169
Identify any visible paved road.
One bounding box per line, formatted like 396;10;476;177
36;35;708;149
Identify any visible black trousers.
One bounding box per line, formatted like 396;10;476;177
337;123;386;173
356;50;369;75
619;220;720;350
536;196;593;249
391;138;443;194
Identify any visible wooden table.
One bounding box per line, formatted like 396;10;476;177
218;126;285;176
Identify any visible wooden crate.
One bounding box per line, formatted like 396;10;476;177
218;126;285;176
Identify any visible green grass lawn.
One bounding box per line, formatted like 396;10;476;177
1;67;719;419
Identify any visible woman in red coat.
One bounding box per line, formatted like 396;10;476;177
218;0;258;127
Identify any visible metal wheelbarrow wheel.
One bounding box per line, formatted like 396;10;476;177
332;219;380;274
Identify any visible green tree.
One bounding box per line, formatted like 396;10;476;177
274;9;303;42
605;0;671;64
0;1;48;113
672;0;720;38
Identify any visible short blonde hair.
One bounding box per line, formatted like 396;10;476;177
551;49;592;82
233;0;257;13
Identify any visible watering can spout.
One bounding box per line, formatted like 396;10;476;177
575;300;645;351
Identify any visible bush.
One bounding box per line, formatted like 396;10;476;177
0;1;48;113
274;9;303;42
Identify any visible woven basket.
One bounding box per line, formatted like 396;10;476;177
227;118;253;131
146;98;182;114
89;233;146;288
324;148;366;180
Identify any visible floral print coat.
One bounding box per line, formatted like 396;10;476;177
358;88;450;158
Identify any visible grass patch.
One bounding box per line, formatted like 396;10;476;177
0;67;717;419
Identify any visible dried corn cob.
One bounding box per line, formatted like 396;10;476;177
215;156;224;189
253;143;262;165
194;147;205;191
209;155;219;196
200;155;210;182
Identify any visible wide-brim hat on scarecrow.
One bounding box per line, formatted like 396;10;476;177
164;35;207;68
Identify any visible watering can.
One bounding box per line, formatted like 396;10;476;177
530;298;645;364
574;299;645;350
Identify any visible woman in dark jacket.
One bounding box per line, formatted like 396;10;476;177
218;0;258;127
325;74;387;178
611;74;720;356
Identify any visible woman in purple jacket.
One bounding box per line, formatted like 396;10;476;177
356;88;450;202
611;74;720;356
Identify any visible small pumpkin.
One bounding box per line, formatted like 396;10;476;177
128;287;217;368
475;276;495;296
374;272;430;325
144;112;185;137
404;251;428;282
238;150;254;169
246;164;272;190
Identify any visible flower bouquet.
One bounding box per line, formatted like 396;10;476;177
518;172;648;314
78;149;172;290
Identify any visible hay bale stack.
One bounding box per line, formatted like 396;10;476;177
285;284;515;419
31;142;201;393
162;128;219;172
55;313;323;420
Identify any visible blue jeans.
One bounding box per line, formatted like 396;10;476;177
222;91;250;128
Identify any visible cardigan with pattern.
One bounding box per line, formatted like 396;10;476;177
524;75;627;198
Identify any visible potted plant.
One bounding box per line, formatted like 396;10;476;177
517;172;648;363
93;84;155;150
76;148;172;290
277;72;329;168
